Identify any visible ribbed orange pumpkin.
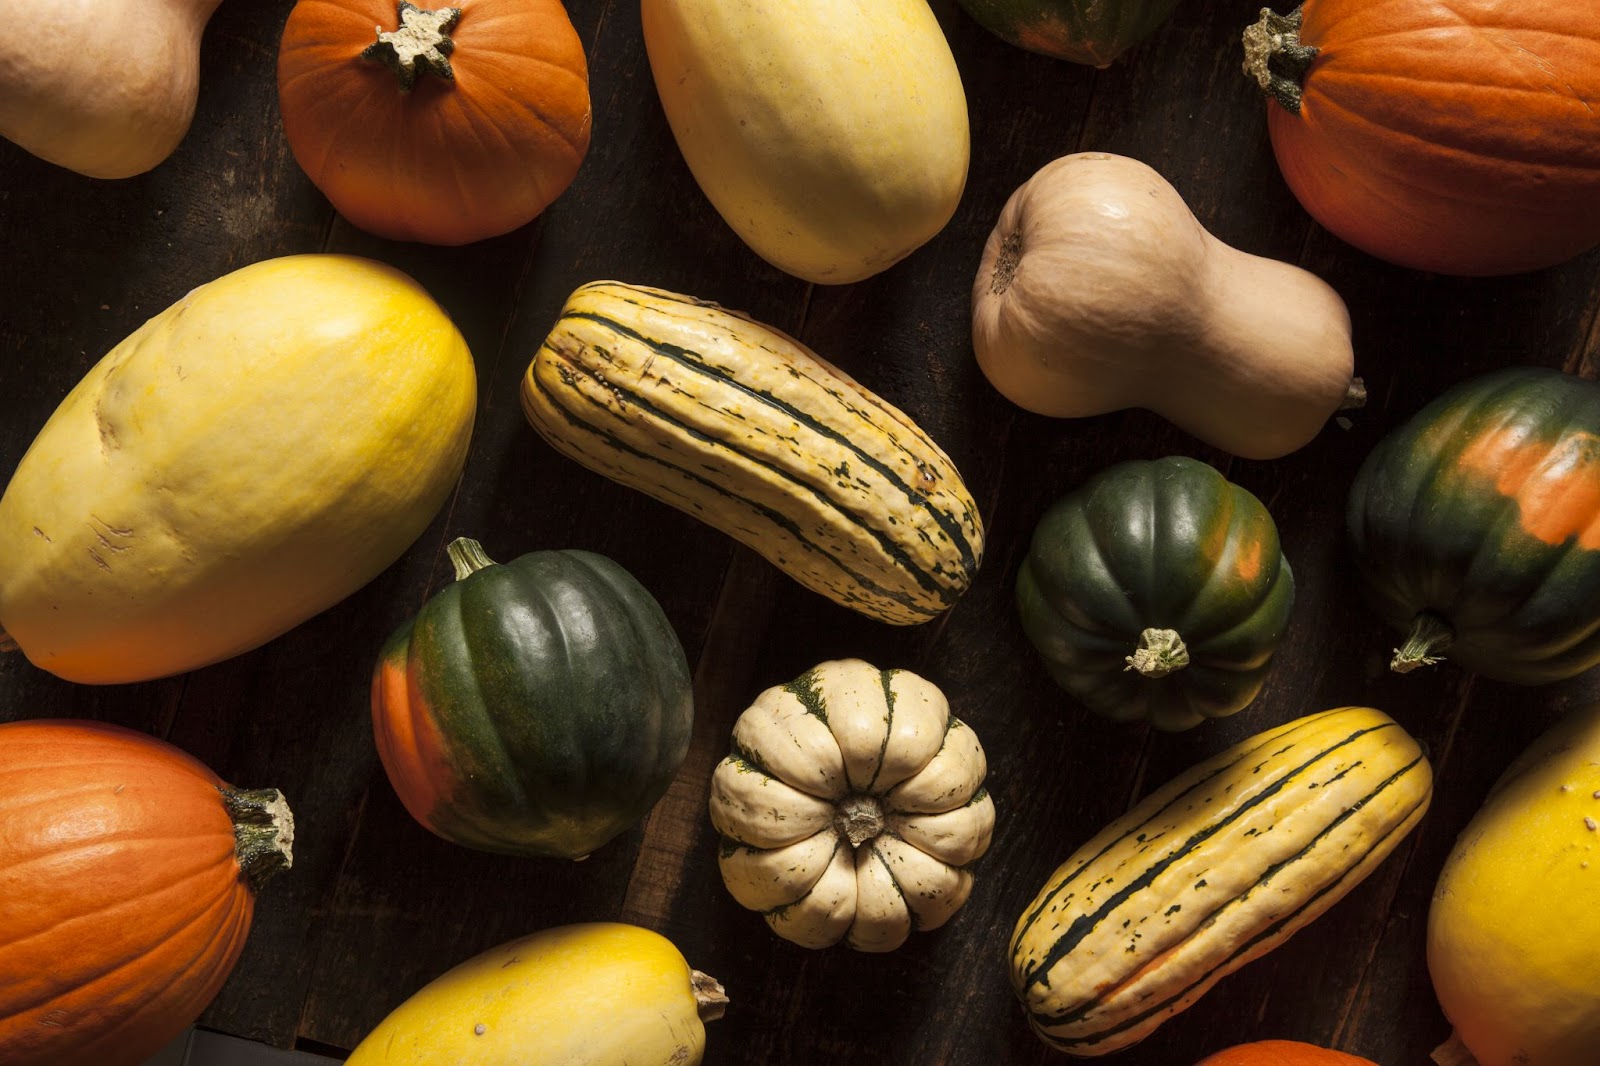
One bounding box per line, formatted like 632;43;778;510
0;720;294;1066
1244;1;1600;276
1195;1040;1378;1066
277;0;592;245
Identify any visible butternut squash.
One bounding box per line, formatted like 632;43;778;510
641;0;969;284
0;254;476;684
0;0;222;178
972;152;1358;460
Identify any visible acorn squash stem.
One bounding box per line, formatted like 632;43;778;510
362;1;462;92
690;970;729;1023
1391;611;1455;674
1242;7;1317;113
1430;1031;1480;1066
0;627;16;653
446;537;496;579
221;786;296;894
1125;628;1190;678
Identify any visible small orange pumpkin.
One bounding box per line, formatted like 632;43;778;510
277;0;592;245
1195;1040;1378;1066
0;720;293;1066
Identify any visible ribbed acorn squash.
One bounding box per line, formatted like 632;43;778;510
371;538;694;860
1016;456;1295;730
1347;367;1600;683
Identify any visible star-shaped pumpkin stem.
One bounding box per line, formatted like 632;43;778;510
363;1;463;92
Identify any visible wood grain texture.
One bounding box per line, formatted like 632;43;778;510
2;0;1599;1062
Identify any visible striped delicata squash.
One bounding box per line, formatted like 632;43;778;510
1010;706;1432;1055
521;282;984;625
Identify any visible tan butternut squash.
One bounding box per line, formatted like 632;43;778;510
0;0;222;178
972;152;1357;460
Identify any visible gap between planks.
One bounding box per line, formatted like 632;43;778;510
618;548;780;927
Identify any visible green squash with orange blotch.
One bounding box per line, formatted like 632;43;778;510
370;538;694;859
1347;367;1600;683
1016;456;1295;731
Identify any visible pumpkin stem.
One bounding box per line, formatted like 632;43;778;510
221;787;296;894
1430;1031;1481;1066
1125;628;1190;678
0;627;17;653
690;970;729;1023
447;537;497;580
1391;611;1455;674
834;793;885;848
1242;7;1318;113
1340;376;1367;411
363;1;462;92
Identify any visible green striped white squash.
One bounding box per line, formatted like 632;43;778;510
521;282;985;624
1010;706;1432;1055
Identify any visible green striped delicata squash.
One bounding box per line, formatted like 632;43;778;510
1010;706;1432;1055
520;282;984;625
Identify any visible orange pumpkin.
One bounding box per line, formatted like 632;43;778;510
277;0;592;245
1243;2;1600;276
1195;1040;1378;1066
0;720;294;1066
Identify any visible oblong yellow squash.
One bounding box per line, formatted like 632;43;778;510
1427;703;1600;1066
345;923;727;1066
0;254;476;684
1010;706;1432;1056
521;282;984;625
641;0;969;284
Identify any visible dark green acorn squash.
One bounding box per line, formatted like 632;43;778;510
1346;367;1600;684
1016;456;1295;731
371;538;694;859
955;0;1182;67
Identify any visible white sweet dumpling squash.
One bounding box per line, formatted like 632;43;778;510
709;658;995;952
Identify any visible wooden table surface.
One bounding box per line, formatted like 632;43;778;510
3;1;1598;1063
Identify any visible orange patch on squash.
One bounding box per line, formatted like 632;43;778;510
371;653;455;827
1233;538;1264;583
1458;428;1600;549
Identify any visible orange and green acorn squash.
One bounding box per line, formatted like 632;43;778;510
1347;367;1600;683
371;537;694;859
1016;456;1295;731
955;0;1182;67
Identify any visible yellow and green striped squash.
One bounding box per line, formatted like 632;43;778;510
1009;706;1433;1055
521;282;985;625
